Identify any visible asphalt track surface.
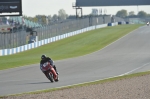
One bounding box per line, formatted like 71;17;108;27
1;25;150;96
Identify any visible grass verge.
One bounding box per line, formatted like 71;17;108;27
0;24;143;70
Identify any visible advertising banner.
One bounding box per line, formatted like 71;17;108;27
0;0;21;13
76;0;150;6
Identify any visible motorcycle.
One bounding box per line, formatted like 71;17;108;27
41;62;59;82
147;22;149;26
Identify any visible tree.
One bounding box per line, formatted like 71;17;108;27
35;15;47;25
33;17;38;23
138;11;147;17
129;11;135;16
58;9;67;21
47;15;52;24
116;9;128;17
41;15;47;25
52;14;58;22
47;15;52;21
147;14;150;17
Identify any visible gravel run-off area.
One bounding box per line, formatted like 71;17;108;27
1;74;150;99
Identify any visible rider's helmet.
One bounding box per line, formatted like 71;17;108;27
41;55;46;60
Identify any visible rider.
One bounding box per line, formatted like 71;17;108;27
40;55;59;75
147;22;149;26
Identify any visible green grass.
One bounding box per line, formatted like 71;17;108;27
0;24;143;70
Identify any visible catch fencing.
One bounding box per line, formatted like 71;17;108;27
0;23;121;56
0;16;124;49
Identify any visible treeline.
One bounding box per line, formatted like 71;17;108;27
23;9;68;25
116;9;150;18
10;9;150;25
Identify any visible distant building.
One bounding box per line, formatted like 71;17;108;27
91;9;98;16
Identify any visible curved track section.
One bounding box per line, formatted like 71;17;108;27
1;26;150;96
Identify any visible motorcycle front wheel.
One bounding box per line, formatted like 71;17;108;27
55;76;59;82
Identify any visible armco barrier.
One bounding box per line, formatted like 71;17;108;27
108;22;119;26
0;23;117;56
118;21;126;25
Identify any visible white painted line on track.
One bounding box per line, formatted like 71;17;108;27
0;26;144;71
56;26;144;63
1;26;147;96
119;62;150;76
52;62;150;92
3;62;150;97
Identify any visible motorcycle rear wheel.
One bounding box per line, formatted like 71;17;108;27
48;73;54;82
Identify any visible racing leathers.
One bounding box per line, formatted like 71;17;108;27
40;57;58;75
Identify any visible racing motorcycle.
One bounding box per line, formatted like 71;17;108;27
147;22;149;26
41;62;59;82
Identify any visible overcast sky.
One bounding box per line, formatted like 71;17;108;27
22;0;150;17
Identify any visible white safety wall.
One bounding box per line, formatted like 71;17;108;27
0;23;119;56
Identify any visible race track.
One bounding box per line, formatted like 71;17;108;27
1;25;150;96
